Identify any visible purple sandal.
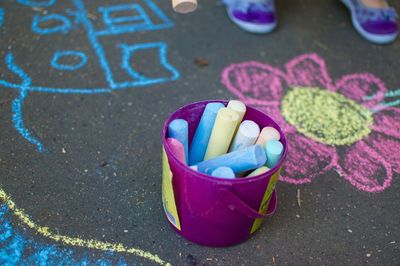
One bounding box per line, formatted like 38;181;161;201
222;0;277;34
341;0;398;44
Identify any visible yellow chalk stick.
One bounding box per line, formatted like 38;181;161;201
255;126;281;148
204;108;240;160
227;100;246;123
247;166;270;177
227;100;247;136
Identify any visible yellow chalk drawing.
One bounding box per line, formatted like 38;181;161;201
0;187;171;266
281;87;373;146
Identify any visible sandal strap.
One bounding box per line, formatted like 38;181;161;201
353;0;398;23
222;0;274;12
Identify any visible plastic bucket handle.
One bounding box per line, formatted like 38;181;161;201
218;188;277;219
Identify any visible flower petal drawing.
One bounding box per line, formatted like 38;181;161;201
335;73;386;109
364;133;400;173
338;140;393;193
280;133;337;184
221;61;287;105
285;53;335;91
373;107;400;139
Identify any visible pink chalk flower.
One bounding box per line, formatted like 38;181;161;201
222;54;399;193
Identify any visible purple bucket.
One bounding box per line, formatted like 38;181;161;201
161;100;287;247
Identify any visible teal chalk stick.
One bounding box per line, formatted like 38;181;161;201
211;166;235;179
265;140;283;168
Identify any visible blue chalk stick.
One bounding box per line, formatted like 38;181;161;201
168;119;188;164
265;140;284;168
211;166;235;179
188;102;224;165
197;145;266;175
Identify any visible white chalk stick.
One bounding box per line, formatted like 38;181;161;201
229;120;260;152
172;0;197;13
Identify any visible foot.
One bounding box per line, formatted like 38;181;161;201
341;0;398;44
360;0;388;9
222;0;277;34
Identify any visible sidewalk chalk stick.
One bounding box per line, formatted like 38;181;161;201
168;119;188;164
204;108;240;160
229;120;260;152
247;166;270;177
211;166;235;179
255;126;281;148
199;145;266;175
227;100;246;133
189;102;224;165
172;0;197;13
227;100;246;122
265;140;284;168
189;165;198;171
167;138;186;165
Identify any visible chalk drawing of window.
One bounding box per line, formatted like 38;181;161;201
51;50;88;71
32;14;71;35
95;1;173;36
118;42;179;87
98;4;151;34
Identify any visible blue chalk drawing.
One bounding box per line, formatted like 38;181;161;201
95;1;173;36
4;53;45;152
51;50;88;71
120;42;180;85
1;0;178;263
364;88;400;109
72;0;117;89
12;90;45;153
0;204;135;265
16;0;56;7
32;14;72;35
0;1;178;263
98;4;152;28
0;0;179;152
0;8;4;27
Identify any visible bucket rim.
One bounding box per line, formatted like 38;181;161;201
162;99;288;184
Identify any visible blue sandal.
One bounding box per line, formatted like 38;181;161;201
222;0;277;34
341;0;398;44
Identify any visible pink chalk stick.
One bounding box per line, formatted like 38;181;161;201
167;138;186;165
